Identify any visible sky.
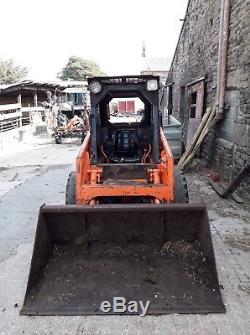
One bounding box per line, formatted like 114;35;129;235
0;0;188;81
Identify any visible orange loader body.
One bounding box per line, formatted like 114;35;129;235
76;128;174;205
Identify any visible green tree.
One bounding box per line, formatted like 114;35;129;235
0;58;28;84
58;56;105;81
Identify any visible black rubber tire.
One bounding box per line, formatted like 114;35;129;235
174;169;189;203
66;171;76;204
81;132;85;143
55;136;62;144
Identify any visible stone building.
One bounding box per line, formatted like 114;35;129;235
166;0;249;190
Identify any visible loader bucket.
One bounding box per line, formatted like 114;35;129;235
21;204;225;315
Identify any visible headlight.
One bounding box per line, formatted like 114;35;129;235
89;80;102;94
147;79;158;91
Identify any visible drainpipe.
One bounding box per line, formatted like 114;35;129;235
216;0;231;120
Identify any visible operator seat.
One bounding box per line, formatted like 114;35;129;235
111;129;140;163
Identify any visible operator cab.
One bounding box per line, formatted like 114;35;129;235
100;97;151;163
88;76;161;165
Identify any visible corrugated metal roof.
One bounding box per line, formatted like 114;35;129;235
0;79;89;92
0;80;67;92
60;80;88;87
64;87;87;93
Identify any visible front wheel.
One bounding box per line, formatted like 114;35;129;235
173;169;189;203
66;171;76;204
55;135;62;144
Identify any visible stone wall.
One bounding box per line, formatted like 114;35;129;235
167;0;249;193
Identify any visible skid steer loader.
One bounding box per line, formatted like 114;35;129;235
21;76;225;315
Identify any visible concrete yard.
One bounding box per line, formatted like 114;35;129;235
0;138;249;335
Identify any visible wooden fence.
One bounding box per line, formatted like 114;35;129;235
0;103;47;132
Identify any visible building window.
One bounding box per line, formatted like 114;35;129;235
190;92;197;118
186;80;205;148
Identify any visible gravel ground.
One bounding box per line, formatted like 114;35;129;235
0;138;249;335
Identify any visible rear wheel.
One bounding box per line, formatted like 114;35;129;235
55;135;62;144
66;172;76;204
174;169;189;203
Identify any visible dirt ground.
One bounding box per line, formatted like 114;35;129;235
0;137;249;334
